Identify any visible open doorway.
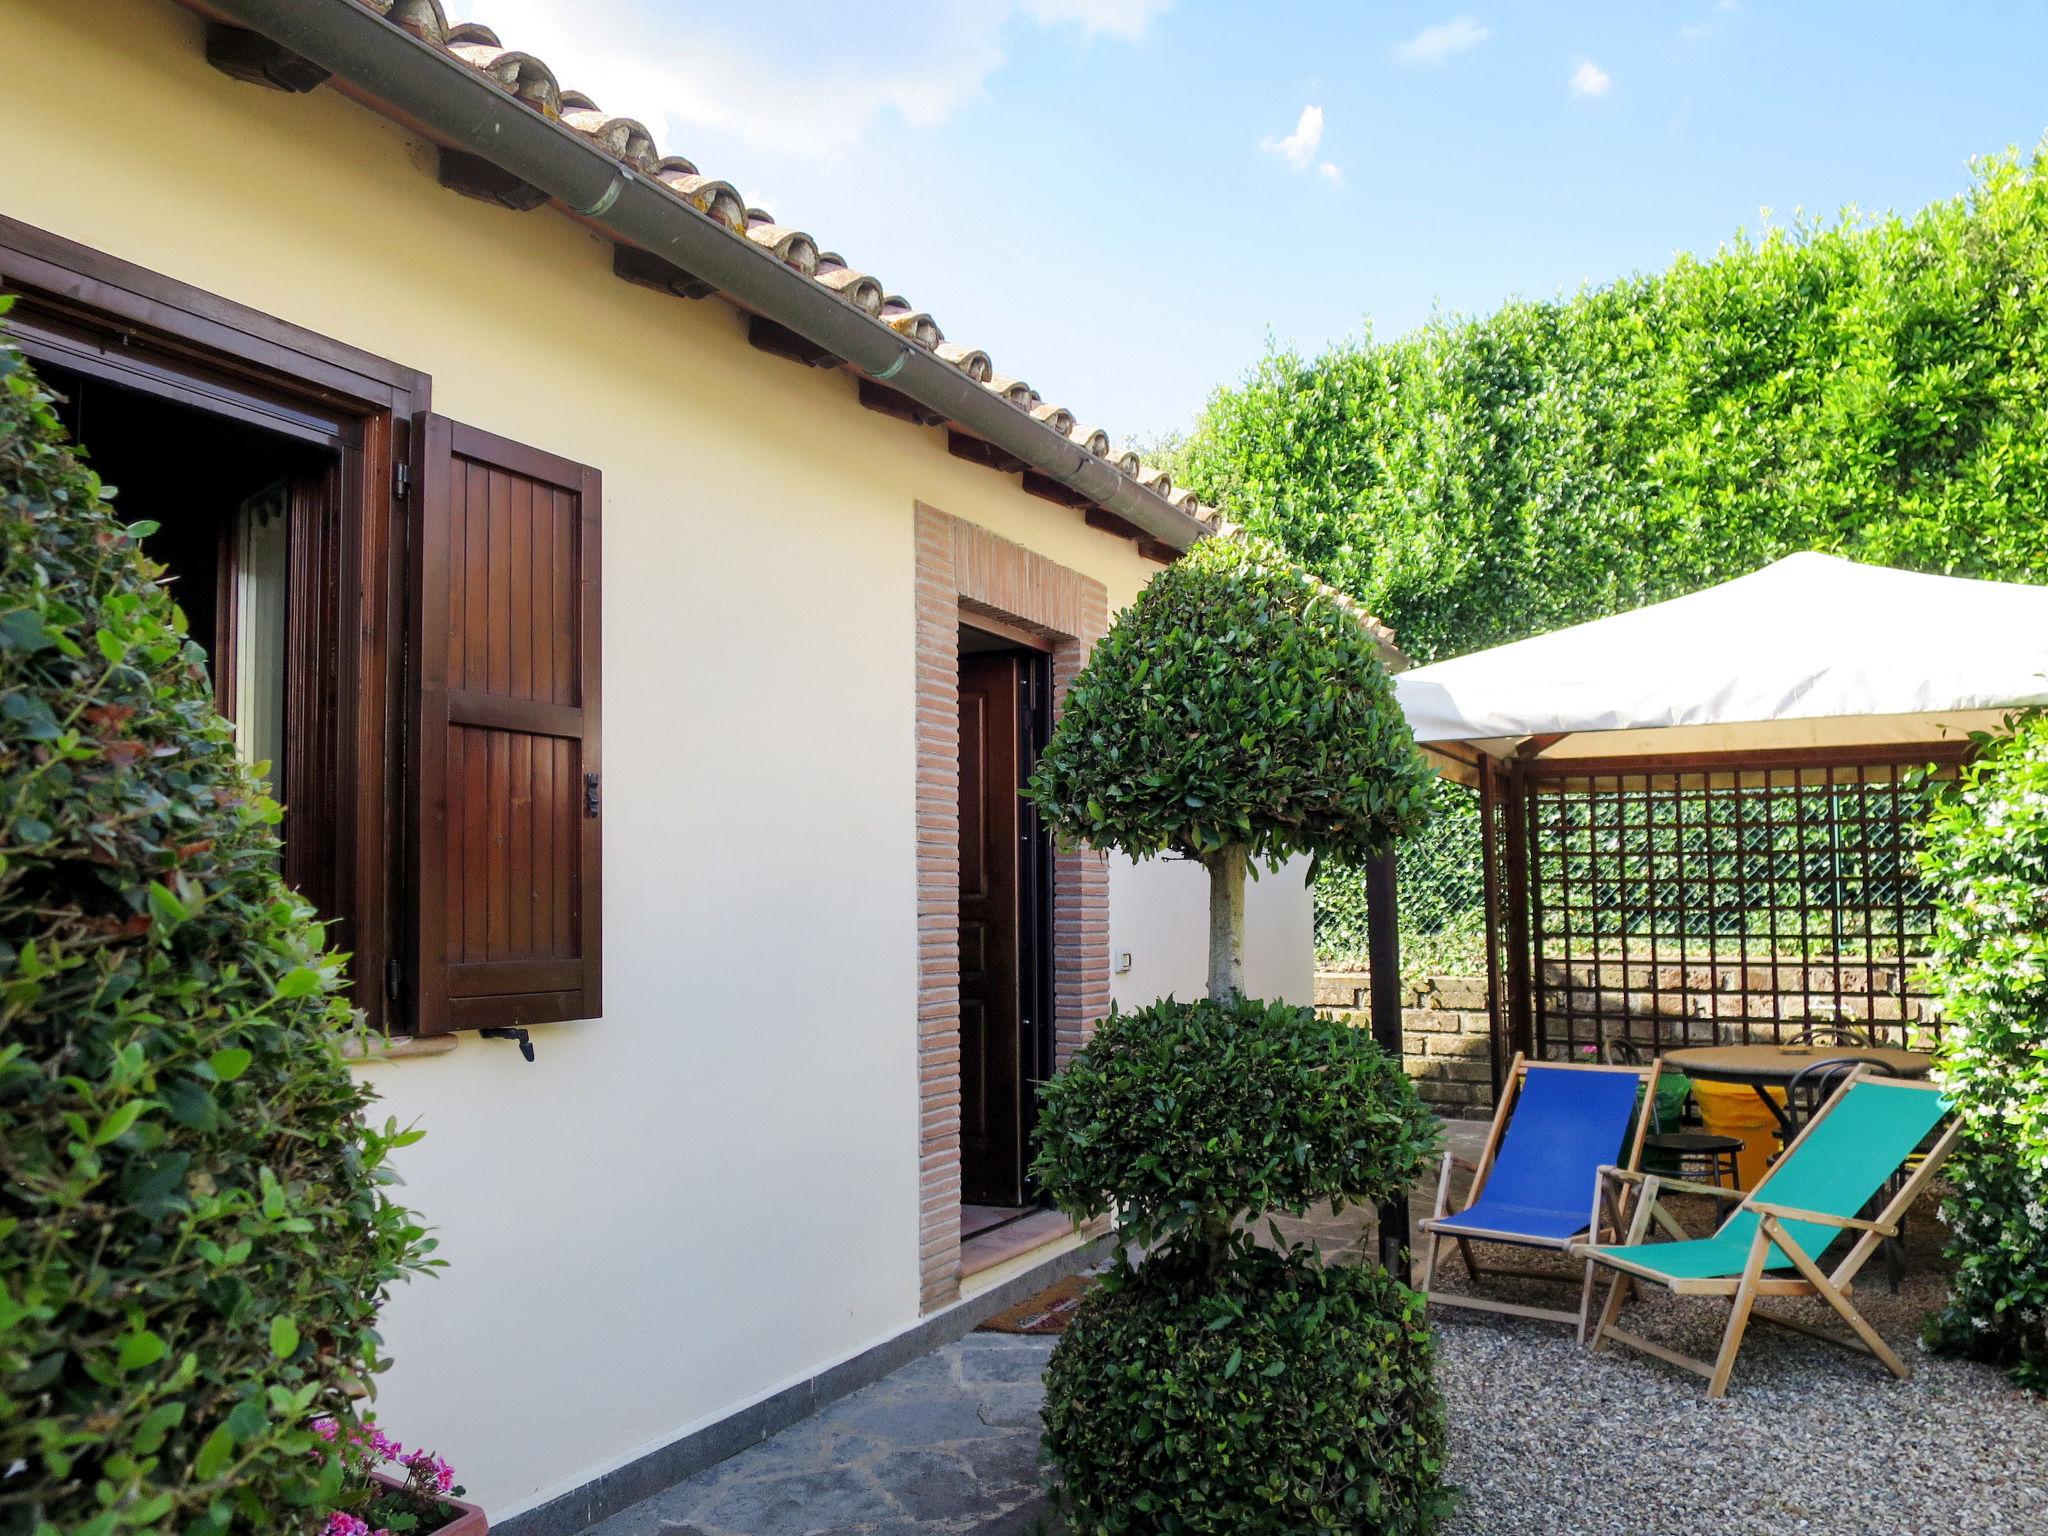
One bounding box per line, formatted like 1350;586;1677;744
44;362;345;921
957;622;1055;1233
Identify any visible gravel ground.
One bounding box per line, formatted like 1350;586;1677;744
1426;1195;2048;1536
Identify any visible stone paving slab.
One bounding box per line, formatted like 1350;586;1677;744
581;1333;1058;1536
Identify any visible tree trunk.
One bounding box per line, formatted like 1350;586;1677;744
1205;843;1249;1003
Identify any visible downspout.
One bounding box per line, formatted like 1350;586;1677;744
192;0;1209;552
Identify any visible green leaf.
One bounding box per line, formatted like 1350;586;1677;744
117;1331;167;1372
133;1402;186;1455
268;1315;299;1358
192;1425;235;1481
273;967;323;1000
207;1047;253;1083
92;1099;157;1146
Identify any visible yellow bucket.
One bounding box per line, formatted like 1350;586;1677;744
1692;1079;1787;1190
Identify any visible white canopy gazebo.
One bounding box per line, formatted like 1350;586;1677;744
1389;553;2048;1083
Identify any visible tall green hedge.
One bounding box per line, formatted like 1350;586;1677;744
0;318;435;1533
1172;145;2048;667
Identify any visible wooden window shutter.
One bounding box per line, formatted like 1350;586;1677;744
411;416;601;1034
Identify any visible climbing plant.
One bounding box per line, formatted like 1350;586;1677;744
1916;713;2048;1388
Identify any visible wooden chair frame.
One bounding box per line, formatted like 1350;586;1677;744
1418;1050;1664;1342
1573;1071;1959;1397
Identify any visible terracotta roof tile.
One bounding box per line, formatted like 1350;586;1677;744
652;159;746;229
743;216;821;275
985;374;1038;410
812;255;884;315
1030;402;1076;436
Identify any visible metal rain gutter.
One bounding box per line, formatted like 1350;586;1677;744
194;0;1210;551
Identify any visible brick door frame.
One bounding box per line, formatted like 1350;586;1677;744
914;503;1111;1311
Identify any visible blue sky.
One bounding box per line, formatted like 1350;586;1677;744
478;1;2048;442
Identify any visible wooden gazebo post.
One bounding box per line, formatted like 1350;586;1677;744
1364;845;1410;1267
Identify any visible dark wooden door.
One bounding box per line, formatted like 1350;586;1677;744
959;649;1052;1207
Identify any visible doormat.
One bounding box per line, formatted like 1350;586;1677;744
975;1272;1094;1335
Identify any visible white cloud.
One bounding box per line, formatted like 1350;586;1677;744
1317;161;1343;184
1683;1;1740;41
1023;0;1173;39
1394;16;1490;65
1262;104;1325;172
1570;58;1612;97
459;0;1172;164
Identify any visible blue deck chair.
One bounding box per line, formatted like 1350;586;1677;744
1574;1072;1958;1396
1418;1051;1663;1341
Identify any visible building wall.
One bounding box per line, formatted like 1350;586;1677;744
0;0;1311;1518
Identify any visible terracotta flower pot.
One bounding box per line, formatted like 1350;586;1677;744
368;1471;489;1534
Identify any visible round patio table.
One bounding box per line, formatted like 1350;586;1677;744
1662;1042;1933;1138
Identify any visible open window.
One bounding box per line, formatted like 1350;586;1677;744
40;360;353;932
4;219;603;1039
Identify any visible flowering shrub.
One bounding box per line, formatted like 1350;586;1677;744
1915;714;2048;1387
0;318;435;1530
315;1417;464;1535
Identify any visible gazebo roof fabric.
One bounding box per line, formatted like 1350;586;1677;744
1394;553;2048;771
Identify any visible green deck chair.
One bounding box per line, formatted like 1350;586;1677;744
1572;1071;1958;1397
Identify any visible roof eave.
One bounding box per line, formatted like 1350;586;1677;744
181;0;1210;551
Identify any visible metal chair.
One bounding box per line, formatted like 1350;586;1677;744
1604;1039;1743;1189
1782;1056;1898;1138
1782;1057;1907;1289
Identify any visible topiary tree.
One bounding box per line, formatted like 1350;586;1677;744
1027;534;1434;1001
0;317;435;1533
1915;714;2048;1388
1025;536;1447;1533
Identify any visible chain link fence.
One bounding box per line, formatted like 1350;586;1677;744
1314;779;1487;980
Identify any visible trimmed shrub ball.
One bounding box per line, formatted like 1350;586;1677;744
1032;995;1438;1261
1044;1246;1451;1535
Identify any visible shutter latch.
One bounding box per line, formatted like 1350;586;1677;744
584;771;601;818
481;1026;536;1063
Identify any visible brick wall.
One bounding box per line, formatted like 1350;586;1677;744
914;504;1109;1312
1316;956;1942;1121
1315;970;1496;1118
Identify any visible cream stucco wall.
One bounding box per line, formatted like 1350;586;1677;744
1;0;1312;1519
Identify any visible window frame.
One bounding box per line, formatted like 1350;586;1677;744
0;216;428;1034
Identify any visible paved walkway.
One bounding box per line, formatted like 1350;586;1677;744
583;1121;1489;1536
582;1333;1059;1536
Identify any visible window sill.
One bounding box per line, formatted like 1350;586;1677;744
341;1032;460;1065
